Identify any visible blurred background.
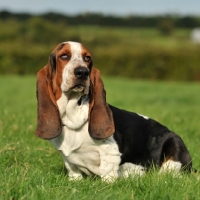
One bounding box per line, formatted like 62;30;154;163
0;0;200;81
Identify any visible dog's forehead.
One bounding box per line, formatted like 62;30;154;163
54;41;89;55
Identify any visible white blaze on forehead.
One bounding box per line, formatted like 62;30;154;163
63;41;83;58
67;41;86;65
68;41;82;55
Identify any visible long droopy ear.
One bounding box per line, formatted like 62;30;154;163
35;64;62;140
88;67;115;139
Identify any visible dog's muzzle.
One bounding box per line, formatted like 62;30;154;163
74;66;89;80
71;66;90;93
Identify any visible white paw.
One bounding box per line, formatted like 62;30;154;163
101;171;119;183
68;173;83;181
160;160;182;173
119;163;145;178
101;175;117;183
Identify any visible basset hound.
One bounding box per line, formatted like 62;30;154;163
35;41;192;181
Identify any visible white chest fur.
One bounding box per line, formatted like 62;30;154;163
50;93;121;181
56;93;89;129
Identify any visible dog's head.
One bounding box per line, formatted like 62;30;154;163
35;41;115;140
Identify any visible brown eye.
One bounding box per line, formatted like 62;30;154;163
60;54;70;60
84;55;91;62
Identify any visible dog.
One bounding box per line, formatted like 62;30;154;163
35;41;192;181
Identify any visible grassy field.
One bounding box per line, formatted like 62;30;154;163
0;75;200;199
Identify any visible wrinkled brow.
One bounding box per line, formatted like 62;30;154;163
57;43;66;51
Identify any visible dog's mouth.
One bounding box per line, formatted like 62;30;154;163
65;78;90;95
71;83;85;92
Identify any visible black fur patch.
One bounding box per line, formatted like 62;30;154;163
50;53;56;72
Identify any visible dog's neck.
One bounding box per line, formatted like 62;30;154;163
57;92;89;130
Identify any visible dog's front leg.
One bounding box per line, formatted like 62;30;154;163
62;155;83;181
98;137;121;182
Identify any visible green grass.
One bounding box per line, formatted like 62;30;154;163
0;75;200;200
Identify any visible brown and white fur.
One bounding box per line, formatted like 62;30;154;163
35;41;192;181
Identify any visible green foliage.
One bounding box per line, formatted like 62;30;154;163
0;76;200;199
158;18;174;35
0;17;200;81
1;11;200;28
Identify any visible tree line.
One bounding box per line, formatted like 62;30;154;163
0;10;200;81
0;10;200;28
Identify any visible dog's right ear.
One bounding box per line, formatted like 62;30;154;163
35;60;62;140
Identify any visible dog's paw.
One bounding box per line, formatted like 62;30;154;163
119;163;145;178
160;160;182;173
101;171;119;183
68;173;83;181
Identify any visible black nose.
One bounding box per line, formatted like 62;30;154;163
74;67;89;80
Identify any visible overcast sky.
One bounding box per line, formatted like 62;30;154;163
0;0;200;16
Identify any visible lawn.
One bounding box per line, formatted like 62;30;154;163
0;75;200;199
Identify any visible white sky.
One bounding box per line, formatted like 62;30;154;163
0;0;200;16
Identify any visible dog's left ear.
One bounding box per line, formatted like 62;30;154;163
88;67;115;139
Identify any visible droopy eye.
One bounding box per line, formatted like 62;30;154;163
84;55;91;62
60;54;70;60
